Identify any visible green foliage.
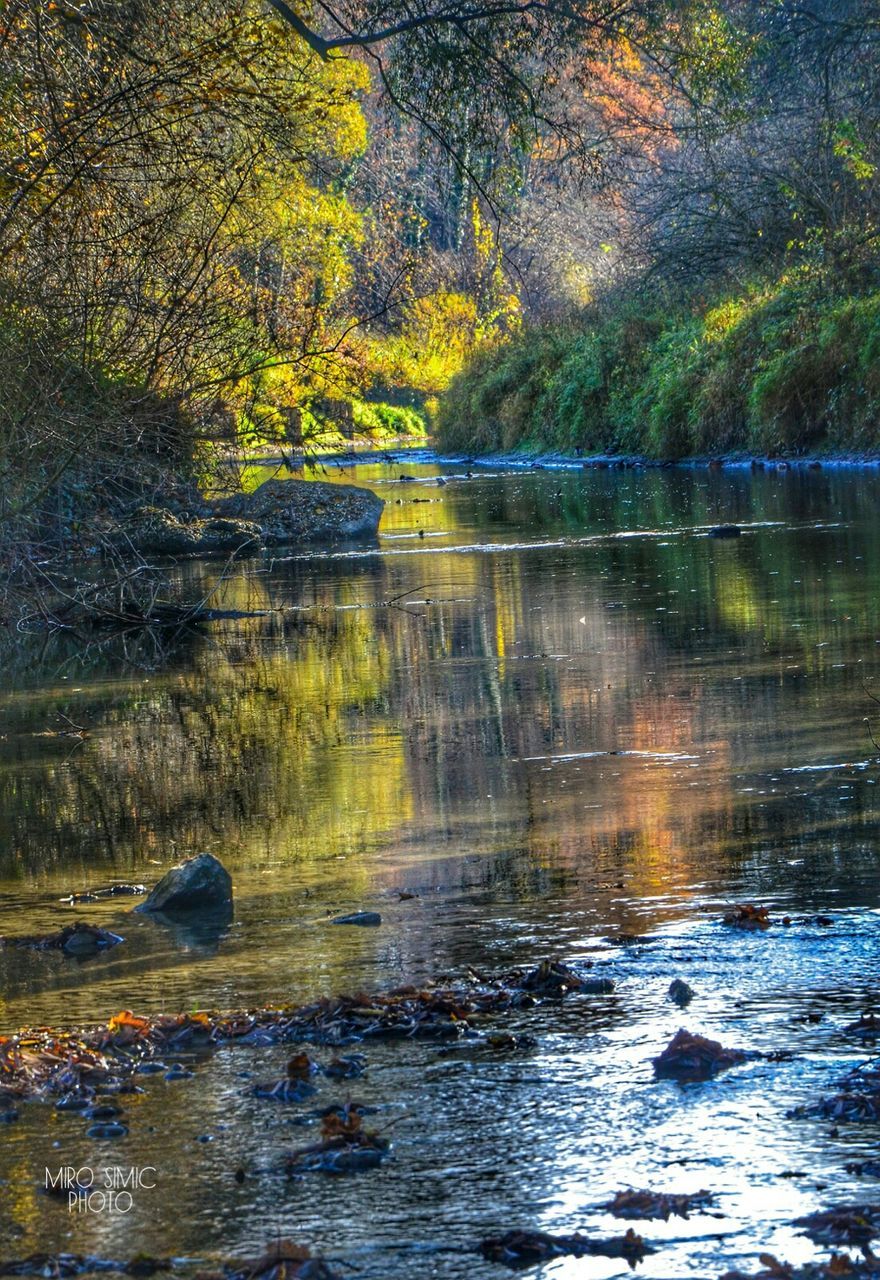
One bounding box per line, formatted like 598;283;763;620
352;400;427;438
438;266;880;459
673;0;755;122
237;395;426;452
438;328;568;453
832;120;877;184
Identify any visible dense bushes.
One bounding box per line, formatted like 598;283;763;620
0;330;199;552
438;270;880;458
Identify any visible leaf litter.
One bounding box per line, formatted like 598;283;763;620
0;961;609;1105
601;1187;716;1220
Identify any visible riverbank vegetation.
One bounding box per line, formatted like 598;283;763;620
0;0;525;615
438;267;880;458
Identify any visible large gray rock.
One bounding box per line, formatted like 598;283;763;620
120;507;262;556
117;478;384;557
216;478;384;544
135;852;233;914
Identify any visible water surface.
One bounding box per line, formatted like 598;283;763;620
1;456;879;1275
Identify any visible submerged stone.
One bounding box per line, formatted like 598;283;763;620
324;1054;368;1079
55;1095;91;1112
253;1078;317;1103
330;911;382;927
311;1146;384;1175
84;1103;123;1120
59;923;125;955
479;1227;653;1267
86;1121;129;1139
579;977;616;994
0;922;124;955
61;884;148;904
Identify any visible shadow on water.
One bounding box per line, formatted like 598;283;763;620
2;458;880;1274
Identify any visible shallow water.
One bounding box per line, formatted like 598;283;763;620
1;455;880;1274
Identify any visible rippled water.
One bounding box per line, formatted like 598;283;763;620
1;455;880;1274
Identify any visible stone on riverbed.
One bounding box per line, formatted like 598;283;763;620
86;1121;129;1140
653;1028;751;1080
0;922;124;955
478;1227;654;1267
793;1204;880;1249
61;884;147;904
668;978;695;1006
58;923;125;955
580;977;616;994
117;477;384;557
601;1186;715;1220
135;852;232;914
216;478;384;545
330;911;382;927
284;1103;389;1177
517;959;586;996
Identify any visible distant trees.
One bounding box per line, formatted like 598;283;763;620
436;2;880;458
627;1;880;288
309;0;880;303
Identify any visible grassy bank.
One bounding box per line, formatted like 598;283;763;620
237;396;427;455
437;267;880;459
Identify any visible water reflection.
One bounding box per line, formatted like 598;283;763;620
2;463;880;1014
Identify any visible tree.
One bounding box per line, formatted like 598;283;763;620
0;0;372;582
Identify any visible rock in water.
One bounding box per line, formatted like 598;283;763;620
708;524;742;538
136;853;232;914
668;979;695;1007
0;922;124;954
119;507;262;556
114;478;383;559
517;959;585;996
59;923;125;955
330;911;382;927
653;1027;750;1079
217;478;384;544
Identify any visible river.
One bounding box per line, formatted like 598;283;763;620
1;453;879;1276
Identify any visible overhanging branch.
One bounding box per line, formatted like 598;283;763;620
264;0;547;57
